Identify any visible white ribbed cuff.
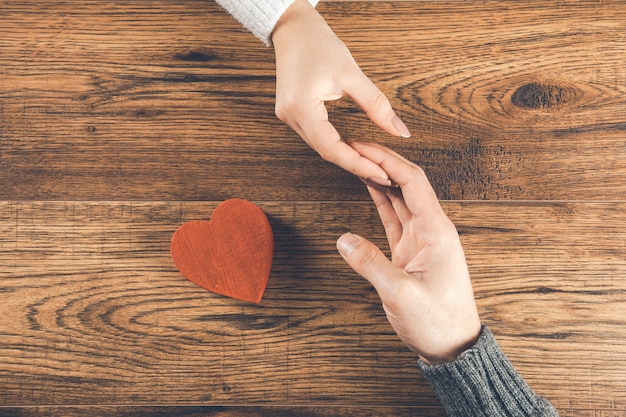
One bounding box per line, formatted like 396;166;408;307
215;0;320;46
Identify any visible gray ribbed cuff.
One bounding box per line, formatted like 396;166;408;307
417;326;559;417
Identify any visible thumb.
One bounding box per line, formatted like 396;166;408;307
337;233;401;295
343;75;411;138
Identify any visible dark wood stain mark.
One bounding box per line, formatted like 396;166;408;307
407;138;524;200
173;50;220;63
511;82;569;110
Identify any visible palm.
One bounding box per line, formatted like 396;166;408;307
347;143;481;363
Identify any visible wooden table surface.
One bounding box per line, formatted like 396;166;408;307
1;1;626;416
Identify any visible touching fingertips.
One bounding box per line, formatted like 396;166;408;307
367;176;392;187
360;177;392;193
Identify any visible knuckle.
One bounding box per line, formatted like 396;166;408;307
355;245;380;271
274;102;292;122
274;105;287;122
316;144;338;163
411;163;426;177
367;91;392;117
411;164;432;184
373;90;391;109
274;96;298;122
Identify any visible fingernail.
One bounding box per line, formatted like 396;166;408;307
391;115;411;138
337;233;360;256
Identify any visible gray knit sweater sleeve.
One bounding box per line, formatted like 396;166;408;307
417;326;559;416
215;0;321;46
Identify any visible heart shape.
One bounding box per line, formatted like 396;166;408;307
170;199;274;303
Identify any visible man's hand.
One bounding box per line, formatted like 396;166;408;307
337;142;481;364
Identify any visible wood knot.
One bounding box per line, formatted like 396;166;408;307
174;50;218;62
511;82;569;109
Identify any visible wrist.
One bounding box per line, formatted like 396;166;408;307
418;322;482;365
272;0;324;46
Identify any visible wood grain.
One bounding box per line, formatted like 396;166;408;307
0;406;448;417
0;201;425;407
0;1;624;201
1;201;626;413
1;0;626;416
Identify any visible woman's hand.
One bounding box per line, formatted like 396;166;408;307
272;0;410;186
337;142;481;364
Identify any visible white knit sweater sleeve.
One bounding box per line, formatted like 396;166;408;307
215;0;320;46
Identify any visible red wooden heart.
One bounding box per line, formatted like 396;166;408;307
170;199;274;303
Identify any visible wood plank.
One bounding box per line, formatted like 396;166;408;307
0;201;428;407
1;201;626;412
0;1;625;201
0;407;623;417
0;406;448;417
328;0;626;200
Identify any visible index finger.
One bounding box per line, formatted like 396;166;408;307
349;141;442;217
295;103;391;181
